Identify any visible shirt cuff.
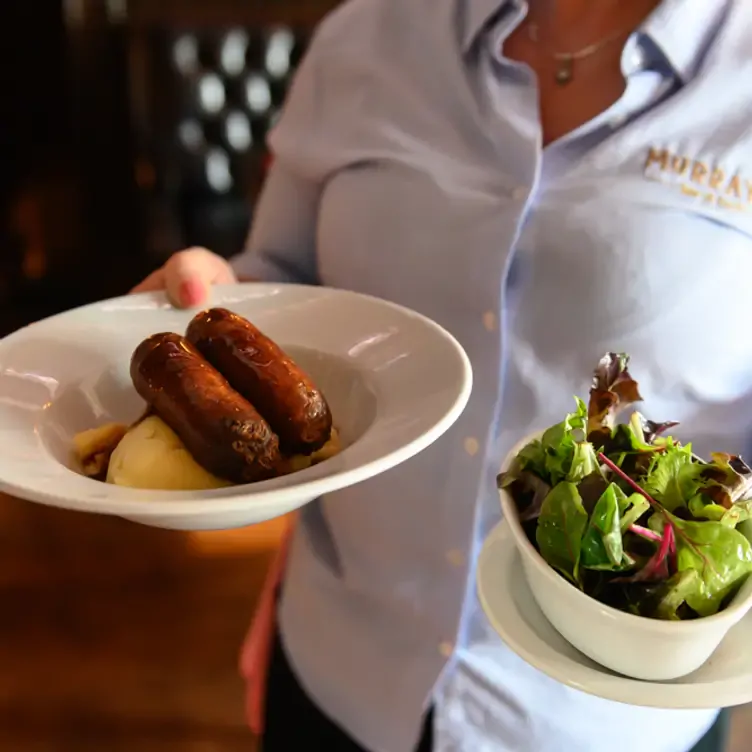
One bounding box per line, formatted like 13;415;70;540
229;252;301;284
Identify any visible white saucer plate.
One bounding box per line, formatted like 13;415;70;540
0;283;472;531
477;520;752;709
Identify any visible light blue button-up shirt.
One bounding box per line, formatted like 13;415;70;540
233;1;752;750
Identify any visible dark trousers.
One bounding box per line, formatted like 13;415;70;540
263;631;729;752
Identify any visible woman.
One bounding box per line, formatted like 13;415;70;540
133;1;750;749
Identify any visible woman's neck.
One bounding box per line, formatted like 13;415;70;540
526;0;661;45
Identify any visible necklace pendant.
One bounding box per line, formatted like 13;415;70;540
555;55;574;85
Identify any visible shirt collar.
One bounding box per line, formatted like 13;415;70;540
641;0;730;82
460;0;730;82
460;0;521;53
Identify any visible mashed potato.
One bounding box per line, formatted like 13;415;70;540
75;415;342;491
106;416;230;490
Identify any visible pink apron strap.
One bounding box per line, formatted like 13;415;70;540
239;515;295;736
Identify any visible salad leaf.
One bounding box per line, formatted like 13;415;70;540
515;440;548;480
580;484;628;569
722;499;752;528
643;440;707;512
497;397;588;491
536;482;589;582
538;397;588;484
670;514;752;617
643;419;680;444
497;465;552;522
688;495;727;523
617;522;674;583
702;453;752;509
504;350;752;622
587;353;643;446
652;570;703;620
567;440;599;483
619;494;650;532
630;570;703;621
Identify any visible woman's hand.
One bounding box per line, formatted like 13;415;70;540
130;247;237;308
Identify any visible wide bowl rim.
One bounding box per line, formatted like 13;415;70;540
499;431;752;633
0;282;474;516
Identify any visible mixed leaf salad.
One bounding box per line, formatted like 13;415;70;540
498;353;752;621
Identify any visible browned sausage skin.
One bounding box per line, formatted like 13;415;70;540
130;332;281;484
186;308;332;455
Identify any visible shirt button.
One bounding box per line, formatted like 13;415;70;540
446;549;465;567
439;641;454;658
511;186;527;201
464;437;480;456
482;311;498;332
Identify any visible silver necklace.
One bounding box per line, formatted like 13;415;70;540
528;23;630;85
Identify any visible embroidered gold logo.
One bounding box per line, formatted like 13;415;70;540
643;147;751;212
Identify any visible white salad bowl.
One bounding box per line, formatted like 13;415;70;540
0;283;472;531
496;432;752;682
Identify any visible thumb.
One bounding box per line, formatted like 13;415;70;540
163;248;236;308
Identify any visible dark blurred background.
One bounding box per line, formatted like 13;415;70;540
0;0;338;336
0;4;338;750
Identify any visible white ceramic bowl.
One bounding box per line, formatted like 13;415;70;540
0;283;472;531
498;433;752;681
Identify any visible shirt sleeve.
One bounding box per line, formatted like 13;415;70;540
230;161;321;285
230;7;354;285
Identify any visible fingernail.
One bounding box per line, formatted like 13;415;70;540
179;279;205;307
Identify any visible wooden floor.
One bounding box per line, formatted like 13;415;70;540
0;493;284;751
1;492;750;751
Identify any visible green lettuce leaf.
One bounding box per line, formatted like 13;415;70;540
688;495;727;523
536;482;589;583
567;439;599;483
619;494;651;532
643;440;707;512
538;397;588;484
669;514;752;617
629;570;704;621
653;571;703;620
580;484;629;570
498;397;588;490
722;499;752;528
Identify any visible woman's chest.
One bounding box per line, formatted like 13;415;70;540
316;149;752;324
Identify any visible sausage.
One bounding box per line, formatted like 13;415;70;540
186;308;332;455
130;332;281;484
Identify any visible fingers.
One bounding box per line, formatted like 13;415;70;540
163;248;237;308
129;267;166;294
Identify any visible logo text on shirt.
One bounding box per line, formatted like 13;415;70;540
644;147;751;212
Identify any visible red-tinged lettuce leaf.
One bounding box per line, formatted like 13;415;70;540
614;522;675;584
498;466;552;522
587;353;643;446
643;418;681;444
624;412;680;451
669;513;752;617
536;481;589;583
702;453;752;509
580;484;630;570
600;413;672;478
